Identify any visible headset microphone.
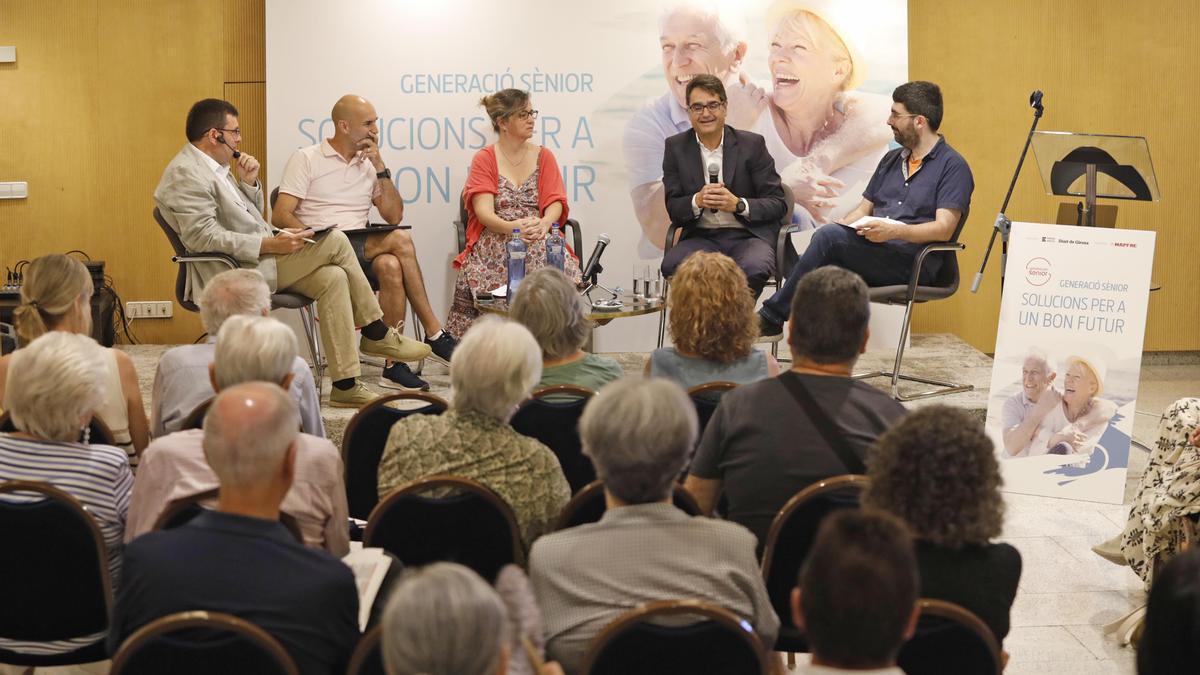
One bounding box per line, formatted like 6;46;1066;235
217;133;241;159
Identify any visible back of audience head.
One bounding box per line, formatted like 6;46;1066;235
381;562;511;675
795;509;918;670
198;268;271;335
863;405;1004;550
203;382;299;492
12;253;94;346
450;318;542;422
1139;547;1200;675
667;252;757;363
211;315;298;391
581;377;698;505
510;268;592;362
789;266;869;367
4;332;107;442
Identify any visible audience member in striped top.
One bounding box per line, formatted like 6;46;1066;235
0;331;133;656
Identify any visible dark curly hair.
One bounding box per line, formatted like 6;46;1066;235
862;406;1004;549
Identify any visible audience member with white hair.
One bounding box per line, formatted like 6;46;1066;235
0;331;133;658
381;562;565;675
126;315;349;555
110;382;359;673
376;317;571;548
529;377;778;674
509;268;623;393
0;253;149;461
149;267;324;437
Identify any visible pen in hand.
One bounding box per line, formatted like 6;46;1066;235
273;228;317;244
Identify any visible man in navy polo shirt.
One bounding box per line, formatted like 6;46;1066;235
758;81;974;337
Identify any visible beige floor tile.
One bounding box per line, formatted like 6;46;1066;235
1011;590;1138;627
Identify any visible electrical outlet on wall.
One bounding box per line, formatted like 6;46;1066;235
127;301;174;319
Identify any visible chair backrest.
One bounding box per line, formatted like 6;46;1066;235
365;475;524;581
934;209;970;290
345;624;385;675
153;207;197;312
0;481;112;641
0;412;117;446
342;392;449;520
554;480;703;531
759;475;869;636
181;397;214;431
455;188;583;254
580;599;769;675
152;487;305;544
110;610;300;675
686;382;738;440
510;385;597;494
896;599;1003;675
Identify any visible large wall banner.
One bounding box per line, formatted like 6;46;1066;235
986;222;1156;503
265;0;907;351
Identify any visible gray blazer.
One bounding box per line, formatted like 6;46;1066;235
153;144;274;301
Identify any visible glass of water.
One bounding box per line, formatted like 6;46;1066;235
632;264;644;298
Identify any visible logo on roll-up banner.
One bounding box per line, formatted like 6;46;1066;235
1024;257;1051;286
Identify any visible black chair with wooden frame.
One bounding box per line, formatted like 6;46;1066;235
685;381;739;441
896;599;1004;675
153;207;325;384
510;384;597;494
366;475;524;582
849;210;973;401
554;480;703;531
150;487;305;544
0;481;113;666
759;474;869;656
342;391;449;520
579;599;770;675
658;184;796;351
345;624;385;675
109;610;300;675
0;411;117;446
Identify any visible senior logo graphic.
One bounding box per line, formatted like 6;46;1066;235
1025;257;1052;286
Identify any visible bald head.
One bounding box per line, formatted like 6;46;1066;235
203;382;299;490
332;94;374;122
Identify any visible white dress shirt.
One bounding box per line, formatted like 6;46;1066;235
690;131;749;228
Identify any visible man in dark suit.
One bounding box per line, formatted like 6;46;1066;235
661;74;788;297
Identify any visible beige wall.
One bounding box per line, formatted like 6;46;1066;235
1;0;1196;351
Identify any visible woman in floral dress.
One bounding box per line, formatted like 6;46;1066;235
446;89;582;338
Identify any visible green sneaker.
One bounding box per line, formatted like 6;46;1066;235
360;327;432;363
328;381;380;409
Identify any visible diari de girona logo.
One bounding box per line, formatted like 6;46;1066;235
1025;257;1051;286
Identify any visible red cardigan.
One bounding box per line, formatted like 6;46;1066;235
455;145;571;269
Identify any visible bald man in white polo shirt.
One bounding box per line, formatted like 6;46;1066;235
274;95;455;392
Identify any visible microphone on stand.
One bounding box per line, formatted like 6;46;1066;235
707;163;720;213
581;233;611;283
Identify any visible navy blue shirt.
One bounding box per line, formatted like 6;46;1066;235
862;136;974;252
109;511;359;675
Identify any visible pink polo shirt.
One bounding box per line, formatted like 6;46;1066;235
277;139;382;230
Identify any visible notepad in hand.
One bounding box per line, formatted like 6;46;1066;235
843;216;906;230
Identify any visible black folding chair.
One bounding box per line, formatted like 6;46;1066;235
341;392;448;520
511;384;596;494
110;610;300;675
759;474;868;654
0;481;112;666
365;475;524;582
151;487;304;544
554;480;703;531
685;381;738;441
580;600;769;675
897;599;1004;675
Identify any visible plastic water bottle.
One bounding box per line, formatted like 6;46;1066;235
546;223;565;272
506;229;527;299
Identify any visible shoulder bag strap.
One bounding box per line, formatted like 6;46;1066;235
778;374;867;475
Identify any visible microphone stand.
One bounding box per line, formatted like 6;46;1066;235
972;91;1044;294
580;263;619;303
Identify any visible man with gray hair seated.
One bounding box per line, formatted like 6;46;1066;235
110;382;359;674
127;315;349;555
150;268;324;437
529;377;778;674
684;266;907;552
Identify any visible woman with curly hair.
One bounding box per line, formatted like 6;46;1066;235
645;252;778;388
862;405;1022;645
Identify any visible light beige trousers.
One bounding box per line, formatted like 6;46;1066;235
276;229;383;381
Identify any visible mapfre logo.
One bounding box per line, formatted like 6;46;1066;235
1025;257;1051;286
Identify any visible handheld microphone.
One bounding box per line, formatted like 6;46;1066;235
217;133;242;159
706;162;720;213
1029;90;1044;118
581;233;611;282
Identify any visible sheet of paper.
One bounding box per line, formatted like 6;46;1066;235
342;547;393;631
844;216;906;230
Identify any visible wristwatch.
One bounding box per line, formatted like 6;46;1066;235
735;199;747;215
376;168;391;180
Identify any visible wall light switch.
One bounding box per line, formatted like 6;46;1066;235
0;182;27;199
0;47;14;63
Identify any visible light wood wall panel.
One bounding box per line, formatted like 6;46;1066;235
908;0;1199;352
224;83;268;192
223;0;265;82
